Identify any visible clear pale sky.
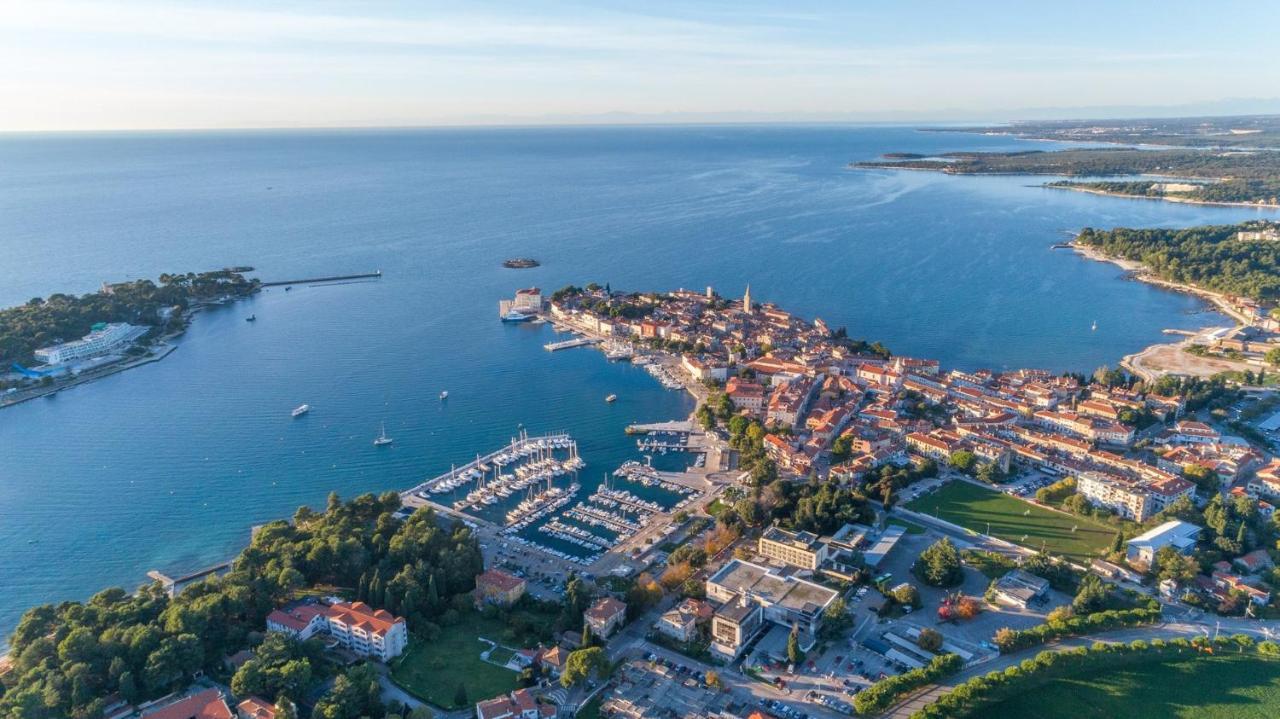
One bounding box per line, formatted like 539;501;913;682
2;0;1278;131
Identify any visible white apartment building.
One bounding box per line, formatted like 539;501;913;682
266;600;408;661
34;322;147;365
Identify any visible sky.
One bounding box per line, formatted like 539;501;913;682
2;0;1279;131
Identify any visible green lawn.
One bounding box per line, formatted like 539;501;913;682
905;481;1118;562
389;614;520;709
987;655;1280;718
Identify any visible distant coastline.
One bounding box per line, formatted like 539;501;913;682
1046;183;1280;209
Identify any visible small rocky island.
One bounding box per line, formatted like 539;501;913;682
502;257;541;269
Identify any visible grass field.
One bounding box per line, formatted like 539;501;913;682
390;613;519;709
905;480;1118;562
987;655;1280;718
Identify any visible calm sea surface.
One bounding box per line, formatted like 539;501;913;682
0;125;1275;641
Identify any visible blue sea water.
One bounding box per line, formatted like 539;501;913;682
0;124;1275;642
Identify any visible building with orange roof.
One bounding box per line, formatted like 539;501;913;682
474;569;527;608
265;600;407;661
584;597;627;639
142;689;233;719
236;697;276;719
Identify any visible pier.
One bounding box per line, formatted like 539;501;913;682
406;431;577;497
625;420;696;434
260;271;382;287
543;337;601;352
147;561;232;597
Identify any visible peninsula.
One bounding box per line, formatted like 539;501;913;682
855;114;1280;206
0;269;259;406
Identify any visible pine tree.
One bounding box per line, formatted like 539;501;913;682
1235;521;1247;546
453;683;468;708
1110;532;1124;554
426;574;440;610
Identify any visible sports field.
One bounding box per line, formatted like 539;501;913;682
987;655;1280;718
905;480;1118;562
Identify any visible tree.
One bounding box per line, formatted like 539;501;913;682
561;647;608;688
917;628;943;653
1154;545;1199;584
1062;493;1093;515
786;625;805;666
948;450;977;474
891;583;921;608
917;538;963;587
1072;574;1110;614
274;697;299;719
453;683;468;707
1266;347;1280;367
705;670;723;690
1183;463;1219;493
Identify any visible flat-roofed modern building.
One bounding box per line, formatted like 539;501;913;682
705;559;838;660
710;594;764;661
1126;520;1201;569
758;526;828;570
34;322;148;365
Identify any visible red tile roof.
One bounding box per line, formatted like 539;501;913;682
476;569;526;593
325;601;404;637
236;697;276;719
585;596;626;622
142;690;232;719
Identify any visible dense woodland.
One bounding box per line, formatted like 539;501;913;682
0;493;483;719
1074;222;1280;302
855;148;1280;204
0;270;257;366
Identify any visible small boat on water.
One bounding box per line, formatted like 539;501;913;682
373;422;393;446
440;390;449;400
1091;320;1098;331
605;394;617;403
284;286;292;292
245;314;256;322
292;404;310;418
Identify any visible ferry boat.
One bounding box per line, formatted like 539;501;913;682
291;404;310;418
373;423;393;446
605;394;617;403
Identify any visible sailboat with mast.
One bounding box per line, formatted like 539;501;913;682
373;422;393;446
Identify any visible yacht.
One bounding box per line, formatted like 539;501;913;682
501;310;534;322
440;390;449;400
605;394;617;403
291;404;310;418
245;314;256;322
373;423;393;446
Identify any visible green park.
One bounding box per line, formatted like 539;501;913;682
905;480;1119;562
